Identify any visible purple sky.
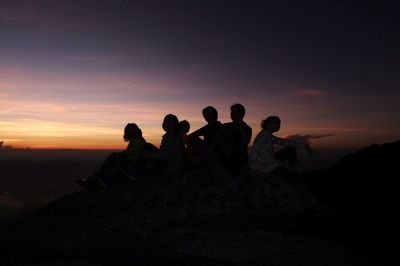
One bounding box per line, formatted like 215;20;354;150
0;0;399;149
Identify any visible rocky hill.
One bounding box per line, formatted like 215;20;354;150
3;139;397;265
305;141;400;262
0;166;311;264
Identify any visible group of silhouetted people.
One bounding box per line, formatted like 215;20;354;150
77;103;314;190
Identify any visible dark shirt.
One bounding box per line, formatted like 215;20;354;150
224;121;252;146
152;132;184;175
214;122;251;168
190;121;222;147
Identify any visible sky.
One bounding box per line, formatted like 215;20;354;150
0;0;399;150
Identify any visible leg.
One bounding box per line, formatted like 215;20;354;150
99;152;121;175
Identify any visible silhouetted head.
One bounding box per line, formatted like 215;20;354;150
230;103;246;122
202;106;218;123
123;123;142;141
262;116;281;133
178;120;190;134
162;114;179;133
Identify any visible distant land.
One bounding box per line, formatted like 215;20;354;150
0;148;117;163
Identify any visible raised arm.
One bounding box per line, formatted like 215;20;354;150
272;135;314;155
272;135;304;148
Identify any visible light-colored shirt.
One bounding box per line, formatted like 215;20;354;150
249;130;302;173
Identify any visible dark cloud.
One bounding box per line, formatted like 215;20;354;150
1;0;399;94
1;2;400;117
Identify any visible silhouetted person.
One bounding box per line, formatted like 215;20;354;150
150;114;184;176
190;106;222;147
178;120;190;146
249;116;314;174
214;103;252;174
228;103;252;146
188;106;222;164
77;123;146;190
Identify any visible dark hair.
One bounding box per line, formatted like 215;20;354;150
231;103;246;116
162;114;179;132
261;116;281;129
202;106;218;121
178;120;190;133
124;123;142;141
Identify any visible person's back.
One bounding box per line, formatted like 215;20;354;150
159;133;184;174
152;114;184;175
124;135;146;162
249;128;280;174
213;104;252;173
224;121;252;147
228;103;252;146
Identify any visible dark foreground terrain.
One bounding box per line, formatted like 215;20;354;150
0;143;398;265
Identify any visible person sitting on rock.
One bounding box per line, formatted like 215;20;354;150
213;103;252;174
178;119;191;167
150;114;185;176
178;120;190;147
190;106;222;148
77;123;147;190
227;103;252;147
249;116;314;175
188;106;222;164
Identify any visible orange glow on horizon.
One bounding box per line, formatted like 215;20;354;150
1;66;399;151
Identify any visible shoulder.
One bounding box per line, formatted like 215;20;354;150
253;130;264;140
173;132;184;142
220;122;236;132
130;137;146;147
221;122;234;130
258;130;272;140
244;122;252;132
209;121;222;130
138;136;146;144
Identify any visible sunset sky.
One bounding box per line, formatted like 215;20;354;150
1;0;399;150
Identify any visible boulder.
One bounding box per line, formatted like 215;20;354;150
305;140;400;263
0;166;308;264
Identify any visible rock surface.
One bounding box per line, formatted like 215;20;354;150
0;163;376;265
305;141;400;264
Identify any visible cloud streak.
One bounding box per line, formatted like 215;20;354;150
300;89;327;97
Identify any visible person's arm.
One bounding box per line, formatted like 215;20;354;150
189;125;206;138
273;135;303;147
273;135;314;155
245;125;252;146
